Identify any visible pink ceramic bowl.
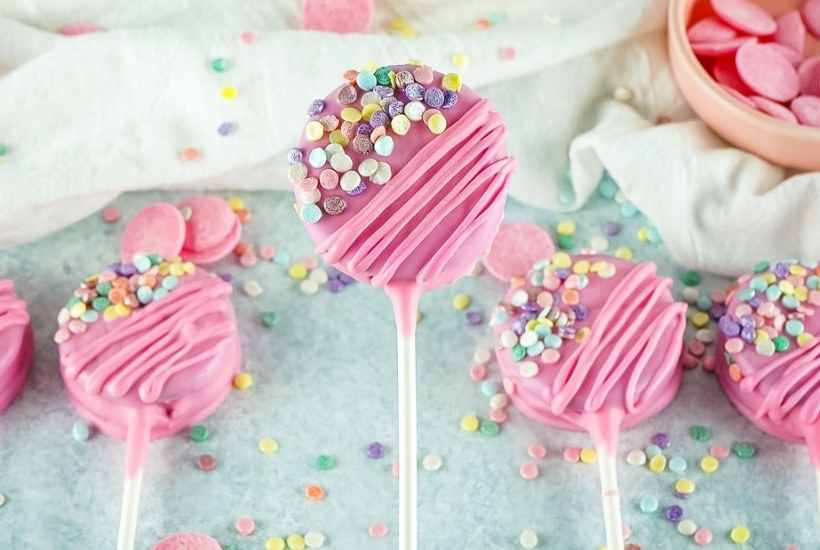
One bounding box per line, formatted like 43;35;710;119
669;0;820;171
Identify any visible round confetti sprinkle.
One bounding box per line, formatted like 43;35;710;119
681;270;702;286
563;447;581;463
180;147;202;161
651;432;671;449
528;443;547;460
689;425;712;441
580;448;598;464
639;495;659;513
243;280;263;297
72;421;91;442
694;527;713;545
700;455;720;473
664;505;684;522
649;454;667;473
626;449;647;466
266;537;286;550
730;525;751;544
519;528;539;549
675;479;696;495
261;311;279;328
480;420;500;437
304;532;325;548
678;519;698;536
368;522;389;538
233;372;253;390
452;293;471;310
190;424;209;443
367;442;386;459
102;207;120;223
287;534;306;549
220;86;238;100
259;437;279;455
211;58;231;72
217;121;238;136
669;456;688;473
422;454;443;471
235;517;255;536
520;461;539;480
733;441;757;459
197;454;217;471
304;484;325;501
314;454;336;471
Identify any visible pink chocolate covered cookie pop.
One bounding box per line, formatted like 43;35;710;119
715;260;820;514
492;253;687;550
56;207;241;550
289;64;515;550
0;280;33;410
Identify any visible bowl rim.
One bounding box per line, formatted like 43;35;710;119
668;0;820;137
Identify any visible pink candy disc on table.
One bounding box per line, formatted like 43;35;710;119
691;36;756;57
776;11;807;57
59;216;241;550
750;96;799;123
484;223;555;282
302;0;373;33
804;0;820;38
0;280;33;411
792;95;820;127
736;41;800;102
121;203;185;263
289;63;515;550
151;533;221;550
711;0;777;36
688;16;738;42
715;260;820;519
800;57;820;96
178;196;241;264
492;253;686;550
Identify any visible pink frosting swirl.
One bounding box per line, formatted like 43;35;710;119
0;280;32;410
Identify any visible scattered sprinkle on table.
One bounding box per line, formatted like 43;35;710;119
528;443;547;460
243;280;263;297
422;454;443;471
190;424;209;443
639;495;658;513
101;207;120;223
651;432;671;449
261;311;279;328
217;121;238;136
220;86;238;100
689;425;712;441
626;449;647;466
367;442;386;459
180;147;202;161
304;532;325;548
678;518;698;536
519;528;538;549
197;454;217;471
681;270;702;286
304;484;325;501
580;448;598;464
664;504;684;522
235;516;255;536
72;420;91;442
669;456;688;473
519;461;539;480
694;527;713;545
480;420;500;437
265;537;286;550
314;454;336;471
730;525;751;544
460;414;480;432
733;441;757;459
211;58;231;72
259;437;279;455
287;533;306;549
452;293;471;310
649;454;667;473
368;522;389;538
700;455;720;473
563;447;581;463
233;372;253;390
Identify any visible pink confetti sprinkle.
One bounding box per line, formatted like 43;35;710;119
527;443;547;460
519;461;539;480
710;445;730;460
498;46;517;60
258;245;276;260
368;522;389;538
240;31;257;44
302;256;319;269
102;207;120;223
563;447;581;463
469;364;487;381
682;352;700;369
391;462;399;478
58;23;103;36
489;408;507;423
702;354;716;372
235;517;255;536
239;252;257;268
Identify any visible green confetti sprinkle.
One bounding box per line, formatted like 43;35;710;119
0;144;9;157
210;58;231;72
733;441;757;459
557;234;575;250
681;270;702;287
314;454;337;471
689;425;712;442
261;311;279;328
479;420;500;437
190;424;209;443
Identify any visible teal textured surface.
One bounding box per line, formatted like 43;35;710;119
0;187;815;549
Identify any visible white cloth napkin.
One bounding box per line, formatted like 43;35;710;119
0;0;817;276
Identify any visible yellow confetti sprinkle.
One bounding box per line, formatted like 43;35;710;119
220;86;238;100
637;227;650;242
691;311;710;328
580;448;598;464
700;455;720;473
452;293;471;310
729;525;750;544
259;437;279;455
289;264;309;280
460;414;480;432
233;372;253;390
648;454;667;473
227;196;244;211
614;246;633;260
556;220;576;235
265;537;286;550
450;52;470;69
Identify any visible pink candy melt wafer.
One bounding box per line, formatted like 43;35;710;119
484;223;555;282
736;41;800;102
803;0;820;38
691;37;756;57
121;203;186;262
799;57;820;96
759;43;802;67
775;11;806;57
791;95;820;127
152;533;221;550
687;16;738;42
711;0;777;36
750;96;798;123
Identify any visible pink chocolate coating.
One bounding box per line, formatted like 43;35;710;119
0;280;33;411
716;265;820;464
151;533;221;550
58;270;240;441
295;65;515;290
493;255;687;450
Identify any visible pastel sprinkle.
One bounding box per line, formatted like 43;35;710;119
368;522;389;538
233;372;253;390
259;437;279;455
730;525;751;544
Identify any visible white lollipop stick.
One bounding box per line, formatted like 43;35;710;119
386;282;423;550
596;445;625;550
117;409;151;550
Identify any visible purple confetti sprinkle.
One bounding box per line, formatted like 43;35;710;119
217;121;237;136
442;90;458;109
367;442;386;459
307;99;325;116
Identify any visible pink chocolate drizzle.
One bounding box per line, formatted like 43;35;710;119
317;99;515;288
61;273;235;404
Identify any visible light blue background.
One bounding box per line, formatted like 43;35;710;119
0;188;814;549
